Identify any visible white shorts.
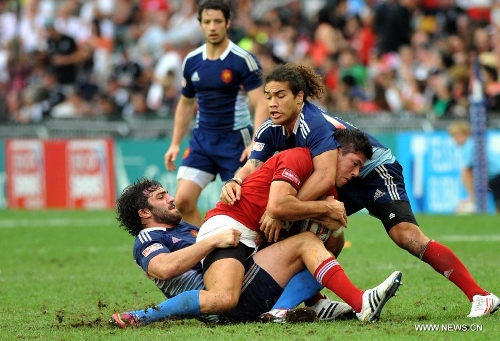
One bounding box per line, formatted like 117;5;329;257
177;166;215;189
197;215;259;249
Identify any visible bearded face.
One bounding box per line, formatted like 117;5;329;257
149;201;182;226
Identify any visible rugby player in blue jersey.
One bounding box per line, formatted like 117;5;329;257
164;0;268;227
221;63;499;319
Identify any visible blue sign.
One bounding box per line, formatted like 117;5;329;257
397;131;497;214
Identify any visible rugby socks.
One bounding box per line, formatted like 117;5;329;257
421;240;489;301
271;269;324;309
314;257;363;312
131;290;201;324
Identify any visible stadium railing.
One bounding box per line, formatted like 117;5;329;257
1;112;499;140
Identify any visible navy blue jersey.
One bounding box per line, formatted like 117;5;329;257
251;102;340;162
133;222;203;298
182;41;262;132
328;116;396;177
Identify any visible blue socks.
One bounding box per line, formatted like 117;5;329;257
272;269;323;309
131;290;201;324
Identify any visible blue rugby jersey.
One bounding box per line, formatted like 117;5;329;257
182;41;263;132
133;222;204;298
251;101;340;162
328;116;396;177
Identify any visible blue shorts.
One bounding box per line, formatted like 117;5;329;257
338;161;418;231
181;126;253;181
222;257;283;323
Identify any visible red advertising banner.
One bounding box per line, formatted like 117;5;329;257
6;139;115;209
6;140;46;208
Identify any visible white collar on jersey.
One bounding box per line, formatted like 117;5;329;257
202;40;233;61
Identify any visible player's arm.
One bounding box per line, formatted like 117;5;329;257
297;149;337;200
220;157;264;204
296;149;347;226
262;180;341;242
146;229;241;280
164;95;197;171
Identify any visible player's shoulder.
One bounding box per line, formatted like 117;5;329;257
183;45;205;64
135;227;167;245
286;147;311;158
227;41;260;71
255;119;281;138
177;221;199;233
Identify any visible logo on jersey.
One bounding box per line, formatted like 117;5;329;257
190;229;198;237
373;189;385;201
221;69;233;83
282;168;300;186
182;77;187;88
172;236;182;243
191;72;200;82
252;142;264;151
182;147;191;159
142;243;163;257
389;213;395;219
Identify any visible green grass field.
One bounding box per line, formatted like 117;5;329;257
1;210;498;340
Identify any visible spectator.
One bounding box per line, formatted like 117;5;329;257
95;92;122;121
110;48;143;91
373;0;417;56
44;20;81;86
478;52;500;112
50;86;91;119
448;119;500;214
122;90;157;120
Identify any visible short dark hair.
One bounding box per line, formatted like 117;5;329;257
334;128;373;160
198;0;231;22
116;178;163;237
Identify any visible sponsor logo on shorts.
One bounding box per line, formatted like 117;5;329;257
282;168;300;185
142;243;163;257
389;213;395;219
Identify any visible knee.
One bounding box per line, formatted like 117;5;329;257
209;291;240;313
388;223;429;256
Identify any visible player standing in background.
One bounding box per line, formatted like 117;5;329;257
221;63;499;319
164;0;267;227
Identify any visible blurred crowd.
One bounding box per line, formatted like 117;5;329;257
1;0;500;125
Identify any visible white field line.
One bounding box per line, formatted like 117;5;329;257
0;217;114;228
437;235;500;242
